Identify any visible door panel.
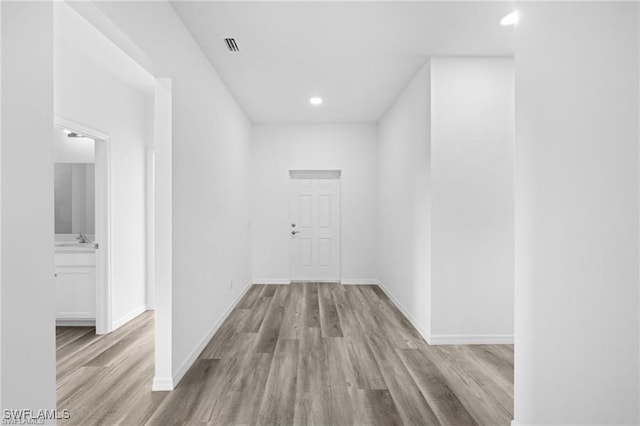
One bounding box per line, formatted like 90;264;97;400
299;195;313;228
290;177;340;281
319;195;331;228
299;238;313;266
319;238;331;266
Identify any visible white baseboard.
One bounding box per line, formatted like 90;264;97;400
152;376;173;391
56;319;96;327
428;334;514;345
171;280;253;388
111;304;147;331
254;279;377;285
252;279;290;285
375;279;433;343
341;279;379;285
376;279;514;346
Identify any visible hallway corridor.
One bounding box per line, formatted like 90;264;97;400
57;283;513;425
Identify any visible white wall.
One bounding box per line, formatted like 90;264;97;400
430;58;514;342
377;61;431;336
251;124;378;283
54;127;95;163
1;1;56;414
54;35;148;328
377;58;514;344
84;2;253;388
514;2;639;424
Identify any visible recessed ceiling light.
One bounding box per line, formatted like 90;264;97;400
310;97;323;105
62;129;72;134
500;10;519;26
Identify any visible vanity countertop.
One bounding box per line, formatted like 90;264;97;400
55;242;98;253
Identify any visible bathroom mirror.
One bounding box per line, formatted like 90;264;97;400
54;163;95;234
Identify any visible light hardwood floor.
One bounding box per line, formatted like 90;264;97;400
57;283;513;425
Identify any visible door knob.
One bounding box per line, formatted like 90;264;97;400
291;230;300;235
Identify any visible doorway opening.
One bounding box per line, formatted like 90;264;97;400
53;118;111;334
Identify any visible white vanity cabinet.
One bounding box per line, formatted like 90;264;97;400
55;251;96;325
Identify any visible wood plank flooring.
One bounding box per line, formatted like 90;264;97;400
57;283;513;425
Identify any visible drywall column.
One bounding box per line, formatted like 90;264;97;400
430;58;514;344
152;79;173;390
1;1;56;413
514;2;639;424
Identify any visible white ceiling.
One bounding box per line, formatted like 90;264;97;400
171;1;515;123
55;2;155;96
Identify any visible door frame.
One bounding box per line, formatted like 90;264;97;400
54;116;112;334
288;169;342;282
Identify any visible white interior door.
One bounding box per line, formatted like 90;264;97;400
290;176;340;281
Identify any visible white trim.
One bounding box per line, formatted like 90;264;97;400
145;147;155;310
428;334;514;345
54;116;109;141
289;169;341;179
152;377;173;392
171;281;253;389
375;279;432;343
56;319;96;327
252;278;291;285
94;137;112;335
341;279;378;285
151;78;173;394
111;304;147;331
57;312;94;319
376;279;514;345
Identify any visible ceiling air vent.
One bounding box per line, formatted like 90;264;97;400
224;38;239;52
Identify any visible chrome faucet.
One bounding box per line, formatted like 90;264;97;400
76;233;91;244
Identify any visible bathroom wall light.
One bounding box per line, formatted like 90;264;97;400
500;10;519;26
310;97;323;105
67;132;95;142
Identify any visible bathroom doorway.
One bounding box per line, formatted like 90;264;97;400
53;118;111;334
